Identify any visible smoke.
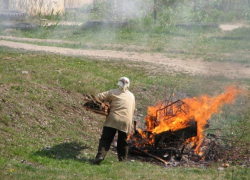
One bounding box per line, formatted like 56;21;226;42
114;0;154;20
8;0;64;16
79;0;154;21
1;0;250;64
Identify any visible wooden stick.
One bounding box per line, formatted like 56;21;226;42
130;146;169;165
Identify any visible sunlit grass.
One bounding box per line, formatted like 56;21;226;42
1;3;250;179
0;45;249;180
1;24;250;63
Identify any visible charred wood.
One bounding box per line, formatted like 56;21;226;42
129;146;169;165
154;119;197;149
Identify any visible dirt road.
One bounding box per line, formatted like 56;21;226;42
0;36;249;79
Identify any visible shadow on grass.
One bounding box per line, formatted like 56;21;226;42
33;141;95;163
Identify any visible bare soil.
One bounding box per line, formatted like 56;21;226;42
0;35;249;79
219;23;249;31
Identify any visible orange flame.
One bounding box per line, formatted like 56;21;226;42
143;85;241;153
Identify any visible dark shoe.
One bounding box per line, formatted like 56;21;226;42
118;156;127;162
93;157;104;165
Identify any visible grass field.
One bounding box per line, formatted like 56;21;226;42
1;23;250;63
0;45;249;179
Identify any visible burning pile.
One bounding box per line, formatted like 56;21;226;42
128;85;241;165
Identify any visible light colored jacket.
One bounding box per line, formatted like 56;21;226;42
97;88;135;133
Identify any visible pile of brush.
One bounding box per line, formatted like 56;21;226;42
83;95;110;116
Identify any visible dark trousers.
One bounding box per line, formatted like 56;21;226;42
95;126;128;161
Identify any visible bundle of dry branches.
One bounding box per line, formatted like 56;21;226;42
82;94;110;116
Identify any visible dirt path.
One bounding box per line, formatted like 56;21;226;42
219;23;249;31
0;37;249;79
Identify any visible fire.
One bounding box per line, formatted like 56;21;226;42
142;85;241;153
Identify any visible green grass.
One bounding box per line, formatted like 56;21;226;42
1;4;250;179
0;42;249;179
1;23;250;63
1;157;249;180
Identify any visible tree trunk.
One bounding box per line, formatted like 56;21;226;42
193;0;198;12
154;0;157;24
93;0;97;11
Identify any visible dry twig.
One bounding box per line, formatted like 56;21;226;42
82;94;110;116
